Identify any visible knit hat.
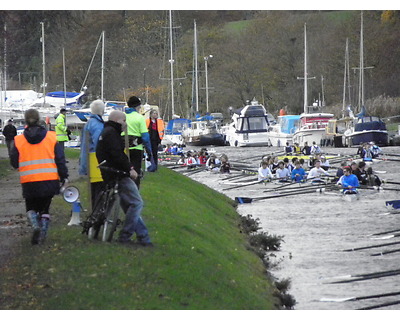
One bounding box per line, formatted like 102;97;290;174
90;99;106;116
127;96;141;108
24;109;40;126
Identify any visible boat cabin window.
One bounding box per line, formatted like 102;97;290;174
237;116;269;131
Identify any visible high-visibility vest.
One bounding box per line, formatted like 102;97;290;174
14;131;60;184
55;113;69;142
145;118;165;140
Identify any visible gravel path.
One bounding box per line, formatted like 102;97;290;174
0;146;79;270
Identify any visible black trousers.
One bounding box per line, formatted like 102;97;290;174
25;196;53;215
150;139;159;166
128;148;144;188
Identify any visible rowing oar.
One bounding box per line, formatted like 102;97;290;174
222;180;265;191
263;181;338;193
262;175;336;193
185;166;208;176
383;153;400;157
370;248;400;256
326;268;400;284
369;228;400;236
235;188;327;203
382;180;400;185
343;240;400;252
358;299;400;310
320;290;400;303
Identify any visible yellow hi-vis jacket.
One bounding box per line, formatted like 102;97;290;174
14;131;60;184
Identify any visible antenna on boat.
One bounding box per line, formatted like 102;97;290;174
40;21;46;107
194;20;199;113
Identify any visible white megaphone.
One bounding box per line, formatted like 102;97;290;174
63;186;80;203
62;186;82;226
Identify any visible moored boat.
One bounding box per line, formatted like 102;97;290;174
267;114;300;147
223;99;272;147
163;118;192;146
182;120;225;146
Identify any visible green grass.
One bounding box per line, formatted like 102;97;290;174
0;162;279;310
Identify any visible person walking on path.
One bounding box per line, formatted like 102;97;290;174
2;119;17;157
10;109;69;245
145;109;165;170
122;96;155;188
55;108;70;150
79;100;105;207
96;110;152;246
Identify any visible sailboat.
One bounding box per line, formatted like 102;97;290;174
343;12;388;147
181;20;225;146
161;11;191;146
325;38;355;147
73;31;126;124
292;23;334;147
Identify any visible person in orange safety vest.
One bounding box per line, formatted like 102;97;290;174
10;109;69;245
145;109;164;169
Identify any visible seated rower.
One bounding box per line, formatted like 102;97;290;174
320;155;330;171
291;161;307;183
206;153;220;172
337;166;359;194
307;159;330;184
219;154;231;174
275;161;290;182
258;161;273;182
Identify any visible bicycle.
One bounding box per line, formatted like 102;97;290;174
82;163;128;242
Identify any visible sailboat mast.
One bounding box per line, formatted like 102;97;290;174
303;23;308;114
342;38;348;114
3;23;7;108
101;31;105;101
63;47;67;106
194;20;199;113
360;11;364;108
40;21;46;106
169;10;175;118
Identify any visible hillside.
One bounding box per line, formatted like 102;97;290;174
0;10;399;118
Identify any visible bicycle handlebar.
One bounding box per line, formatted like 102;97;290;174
97;160;130;177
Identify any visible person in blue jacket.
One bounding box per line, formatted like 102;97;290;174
337;166;359;194
291;161;307;183
79;100;105;206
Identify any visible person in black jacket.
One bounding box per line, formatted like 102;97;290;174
2;119;17;157
96;110;152;246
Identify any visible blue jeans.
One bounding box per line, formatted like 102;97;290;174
117;177;151;243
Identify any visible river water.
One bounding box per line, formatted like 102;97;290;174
169;145;400;310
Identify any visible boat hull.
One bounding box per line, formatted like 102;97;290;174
348;130;389;146
267;132;293;147
292;128;328;147
184;133;225;146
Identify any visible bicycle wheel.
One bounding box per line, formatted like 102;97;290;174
87;190;109;240
102;194;121;242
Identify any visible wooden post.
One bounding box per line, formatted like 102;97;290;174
86;131;92;214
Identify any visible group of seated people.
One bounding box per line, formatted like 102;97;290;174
257;154;331;183
283;141;322;156
175;148;231;174
357;141;382;161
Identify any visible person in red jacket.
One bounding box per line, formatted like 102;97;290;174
10;109;69;245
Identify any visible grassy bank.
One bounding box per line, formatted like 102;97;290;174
0;155;281;310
